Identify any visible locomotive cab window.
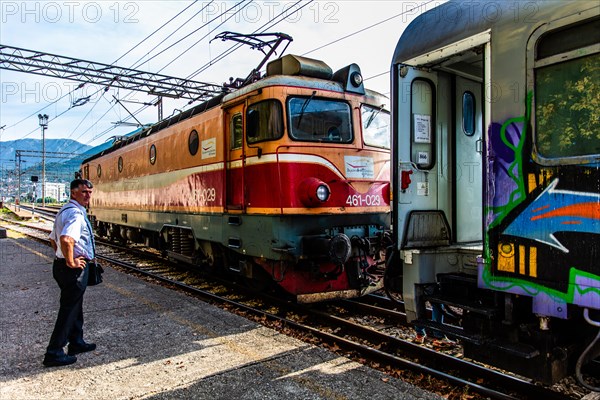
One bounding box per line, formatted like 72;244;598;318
288;96;352;143
411;79;435;169
231;113;243;149
533;17;600;161
362;104;390;149
246;100;283;144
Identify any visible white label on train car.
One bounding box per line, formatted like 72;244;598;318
418;151;429;164
414;114;431;143
417;182;429;196
345;156;374;179
201;138;217;159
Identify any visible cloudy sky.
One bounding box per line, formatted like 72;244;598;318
0;0;441;154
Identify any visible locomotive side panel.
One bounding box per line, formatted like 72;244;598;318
90;109;225;213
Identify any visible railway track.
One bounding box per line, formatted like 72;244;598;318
0;217;592;399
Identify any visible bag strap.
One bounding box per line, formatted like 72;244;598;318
56;203;96;259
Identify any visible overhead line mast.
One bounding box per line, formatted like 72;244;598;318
0;44;225;102
0;33;292;124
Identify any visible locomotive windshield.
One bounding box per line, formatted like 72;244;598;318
287;96;352;143
362;105;390;149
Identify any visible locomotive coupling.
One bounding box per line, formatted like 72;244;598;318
329;233;352;265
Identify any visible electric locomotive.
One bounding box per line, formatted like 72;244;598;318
80;54;391;303
387;0;599;387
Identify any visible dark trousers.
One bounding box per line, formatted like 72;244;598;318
45;258;89;356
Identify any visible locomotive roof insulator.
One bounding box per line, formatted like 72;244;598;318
267;54;333;79
266;54;365;95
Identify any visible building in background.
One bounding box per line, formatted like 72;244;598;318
34;182;67;203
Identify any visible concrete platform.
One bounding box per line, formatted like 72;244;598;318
0;230;442;400
6;204;34;220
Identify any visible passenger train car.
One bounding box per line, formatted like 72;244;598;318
389;0;599;386
80;54;391;303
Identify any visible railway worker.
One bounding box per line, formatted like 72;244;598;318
43;179;96;367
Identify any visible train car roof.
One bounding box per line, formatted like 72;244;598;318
392;0;599;66
222;74;386;103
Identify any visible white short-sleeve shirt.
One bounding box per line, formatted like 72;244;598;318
49;200;94;260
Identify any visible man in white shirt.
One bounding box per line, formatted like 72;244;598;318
43;179;96;367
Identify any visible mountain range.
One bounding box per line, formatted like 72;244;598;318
0;138;96;181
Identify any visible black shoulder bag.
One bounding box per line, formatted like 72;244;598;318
87;261;104;286
83;213;103;286
57;204;104;286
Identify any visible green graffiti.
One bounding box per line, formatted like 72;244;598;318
486;91;533;231
481;263;600;305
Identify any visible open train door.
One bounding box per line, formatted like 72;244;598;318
454;75;483;243
392;34;490;251
392;65;442;251
224;104;246;211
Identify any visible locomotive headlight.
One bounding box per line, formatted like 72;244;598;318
350;71;363;87
298;178;331;207
316;184;330;202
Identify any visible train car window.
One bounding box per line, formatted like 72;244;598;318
96;164;101;178
534;18;600;159
246;100;283;144
362;105;390;149
410;79;435;169
118;156;123;173
462;91;476;136
288;97;352;143
149;144;157;165
231;114;243;149
188;130;199;155
537;18;599;59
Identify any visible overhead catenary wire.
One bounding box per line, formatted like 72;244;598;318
0;2;202;147
6;1;433;156
185;0;311;81
302;0;437;57
156;0;254;74
68;1;261;148
114;0;201;67
66;1;222;154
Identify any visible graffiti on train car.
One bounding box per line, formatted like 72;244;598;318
482;92;600;316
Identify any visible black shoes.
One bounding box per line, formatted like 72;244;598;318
43;354;77;367
43;342;96;367
67;342;96;356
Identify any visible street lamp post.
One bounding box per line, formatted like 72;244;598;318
16;159;26;210
38;114;48;207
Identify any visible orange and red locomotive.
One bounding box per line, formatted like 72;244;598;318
80;54;391;302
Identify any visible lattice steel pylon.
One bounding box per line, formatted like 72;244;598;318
0;44;225;102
